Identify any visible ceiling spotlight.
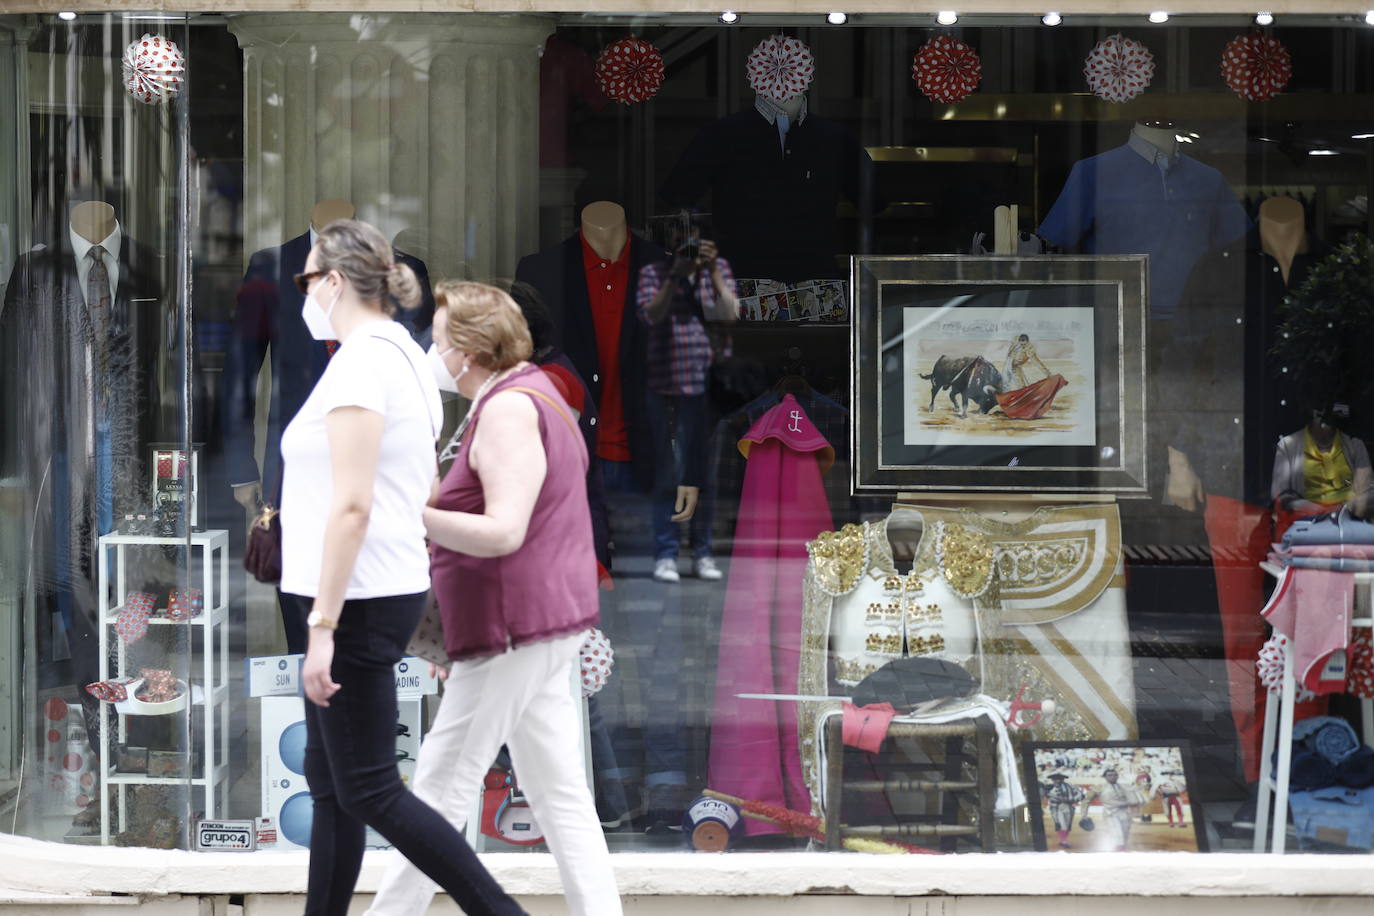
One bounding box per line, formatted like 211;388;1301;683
1366;10;1374;25
1308;149;1339;156
58;10;76;20
1255;11;1274;25
1148;11;1169;23
719;10;739;23
937;10;959;25
1353;133;1374;140
1042;11;1063;26
827;11;848;24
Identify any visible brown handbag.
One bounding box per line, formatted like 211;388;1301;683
244;503;282;584
406;589;449;666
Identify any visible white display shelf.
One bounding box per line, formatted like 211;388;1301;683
1254;561;1374;854
96;529;231;845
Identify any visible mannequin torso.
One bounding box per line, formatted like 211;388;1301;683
580;201;628;261
1259;196;1307;286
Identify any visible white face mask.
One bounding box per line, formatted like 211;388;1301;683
301;278;342;341
427;344;464;395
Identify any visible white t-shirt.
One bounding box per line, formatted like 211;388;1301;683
279;320;442;600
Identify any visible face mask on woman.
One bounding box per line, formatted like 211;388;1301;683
301;278;343;341
427;344;468;394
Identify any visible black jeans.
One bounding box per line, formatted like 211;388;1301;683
284;592;526;916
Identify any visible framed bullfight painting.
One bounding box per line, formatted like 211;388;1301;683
851;255;1148;495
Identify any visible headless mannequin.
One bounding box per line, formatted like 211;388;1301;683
583;201;700;521
70;201;117;244
232;197;359;515
769;94;805;119
1258;196;1307;286
1132;120;1179;159
581;201;628;262
311;198;355;232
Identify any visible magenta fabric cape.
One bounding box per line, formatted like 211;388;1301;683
708;395;834;833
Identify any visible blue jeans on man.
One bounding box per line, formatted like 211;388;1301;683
644;389;713;566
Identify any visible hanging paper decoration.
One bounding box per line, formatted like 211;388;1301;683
579;628;615;698
594;37;665;105
1083;33;1156;104
1220;32;1292;102
911;35;983;104
1256;634;1317;702
1349;630;1374;699
746;35;816;102
122;33;185;105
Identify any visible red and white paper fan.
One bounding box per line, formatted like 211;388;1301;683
1221;32;1292;102
1084;33;1155;104
579;628;615;698
122;33;185;106
911;35;982;104
746;35;815;102
595;37;665;105
1257;634;1317;702
1349;630;1374;699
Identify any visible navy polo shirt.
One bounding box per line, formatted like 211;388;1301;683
1038;134;1251;320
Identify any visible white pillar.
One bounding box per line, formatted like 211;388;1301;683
228;13;553;280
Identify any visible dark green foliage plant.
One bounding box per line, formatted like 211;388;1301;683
1270;234;1374;416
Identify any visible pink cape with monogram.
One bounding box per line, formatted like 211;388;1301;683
707;395;834;833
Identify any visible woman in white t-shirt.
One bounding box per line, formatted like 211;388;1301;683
281;219;526;916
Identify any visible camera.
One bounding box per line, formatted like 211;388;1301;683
678;239;701;261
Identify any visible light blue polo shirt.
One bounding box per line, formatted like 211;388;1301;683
1038;132;1252;320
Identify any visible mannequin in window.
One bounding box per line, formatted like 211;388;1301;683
1272;407;1372;520
659;35;878;283
514;200;667;495
1039;120;1251;322
2;198;169;832
221;198;434;652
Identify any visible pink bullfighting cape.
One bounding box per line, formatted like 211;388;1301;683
708;394;835;834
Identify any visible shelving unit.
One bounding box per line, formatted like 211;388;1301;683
95;530;230;845
1254;562;1374;854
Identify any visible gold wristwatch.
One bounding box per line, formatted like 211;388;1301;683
306;610;338;631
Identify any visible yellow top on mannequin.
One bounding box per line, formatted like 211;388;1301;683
1258;195;1307;286
580;201;627;262
310;198;355;233
70;201;117;244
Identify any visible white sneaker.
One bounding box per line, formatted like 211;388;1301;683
653;559;680;583
694;556;723;580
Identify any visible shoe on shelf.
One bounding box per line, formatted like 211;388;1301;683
653;559;680;583
694;556;722;580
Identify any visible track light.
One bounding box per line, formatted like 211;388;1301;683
58;10;76;20
1366;10;1374;25
937;10;958;25
1148;11;1169;24
1042;12;1063;26
719;10;739;24
1255;11;1274;25
827;11;848;25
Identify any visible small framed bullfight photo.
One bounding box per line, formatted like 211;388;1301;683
850;256;1148;494
1022;740;1207;853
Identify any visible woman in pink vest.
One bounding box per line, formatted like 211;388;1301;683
366;282;621;916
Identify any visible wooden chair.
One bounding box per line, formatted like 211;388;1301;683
822;713;998;852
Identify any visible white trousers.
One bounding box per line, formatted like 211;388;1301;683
365;631;622;916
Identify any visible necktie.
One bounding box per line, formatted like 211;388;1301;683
87;245;112;314
776;113;790;152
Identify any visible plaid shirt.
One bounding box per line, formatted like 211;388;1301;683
637;258;737;396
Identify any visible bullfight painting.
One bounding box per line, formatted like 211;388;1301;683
902;306;1096;447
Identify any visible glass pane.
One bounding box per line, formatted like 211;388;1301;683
0;11;194;848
